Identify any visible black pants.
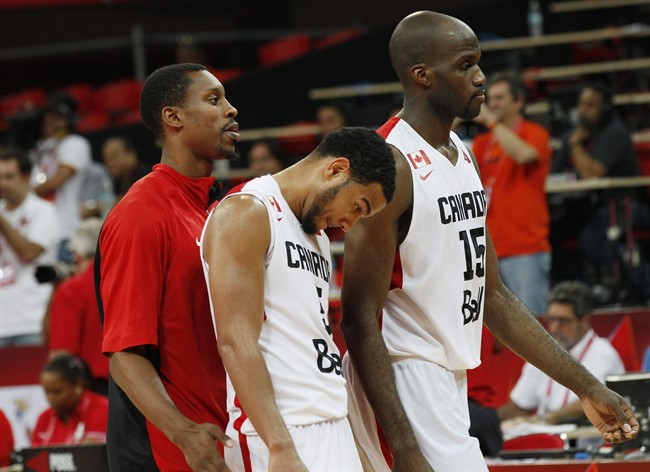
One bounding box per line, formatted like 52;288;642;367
468;399;503;457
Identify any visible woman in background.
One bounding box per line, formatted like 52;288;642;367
31;354;107;446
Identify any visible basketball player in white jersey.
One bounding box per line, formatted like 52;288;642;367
340;11;639;472
200;127;396;471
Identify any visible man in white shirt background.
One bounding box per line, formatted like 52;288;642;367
499;280;625;425
0;147;60;346
30;93;91;263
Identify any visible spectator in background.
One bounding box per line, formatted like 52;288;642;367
101;136;150;201
32;354;108;446
316;101;348;138
0;147;60;347
472;70;552;316
499;281;624;425
246;138;284;177
48;218;108;396
30;93;91;263
551;82;649;301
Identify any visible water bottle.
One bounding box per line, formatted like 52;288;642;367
528;0;543;37
98;176;115;219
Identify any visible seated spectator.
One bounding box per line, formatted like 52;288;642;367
246;138;284;177
0;409;13;467
30;93;92;263
316;101;348;138
47;218;108;396
32;354;108;447
550;81;650;301
101;136;150;201
498;281;624;425
0;147;60;347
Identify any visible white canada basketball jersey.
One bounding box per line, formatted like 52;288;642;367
379;118;486;370
200;175;347;435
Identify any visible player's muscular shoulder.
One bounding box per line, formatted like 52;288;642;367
390;146;414;217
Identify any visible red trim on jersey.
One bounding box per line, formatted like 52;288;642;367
233;396;252;472
377;117;400;139
227;181;250;197
378;117;404;294
389;251;403;290
238;432;252;472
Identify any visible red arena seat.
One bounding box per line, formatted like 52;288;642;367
76;110;110;134
501;433;566;451
314;28;362;49
57;82;95;115
93;78;142;119
258;34;311;67
0;88;47;118
213;67;243;83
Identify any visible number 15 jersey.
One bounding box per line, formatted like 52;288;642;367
378;117;487;371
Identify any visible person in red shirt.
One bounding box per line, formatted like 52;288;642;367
96;63;238;471
32;354;108;446
48;217;108;395
472;70;552;316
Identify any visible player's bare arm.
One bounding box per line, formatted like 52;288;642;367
109;348;232;472
204;196;307;472
480;229;639;443
341;148;433;472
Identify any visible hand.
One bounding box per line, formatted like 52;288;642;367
176;422;234;472
268;447;308;472
473;103;499;128
580;385;639;444
570;126;590;147
392;449;434;472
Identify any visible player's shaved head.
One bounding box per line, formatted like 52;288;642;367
389;11;474;83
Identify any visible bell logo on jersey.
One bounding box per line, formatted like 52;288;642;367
406;150;431;169
267;195;283;221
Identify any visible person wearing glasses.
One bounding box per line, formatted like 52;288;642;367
498;281;624;425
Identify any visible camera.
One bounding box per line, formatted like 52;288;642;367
35;262;76;284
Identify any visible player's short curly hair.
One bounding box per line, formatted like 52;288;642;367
311;126;396;204
140;63;207;140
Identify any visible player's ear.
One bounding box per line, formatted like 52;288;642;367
325;157;351;180
162;106;182;130
411;63;433;87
